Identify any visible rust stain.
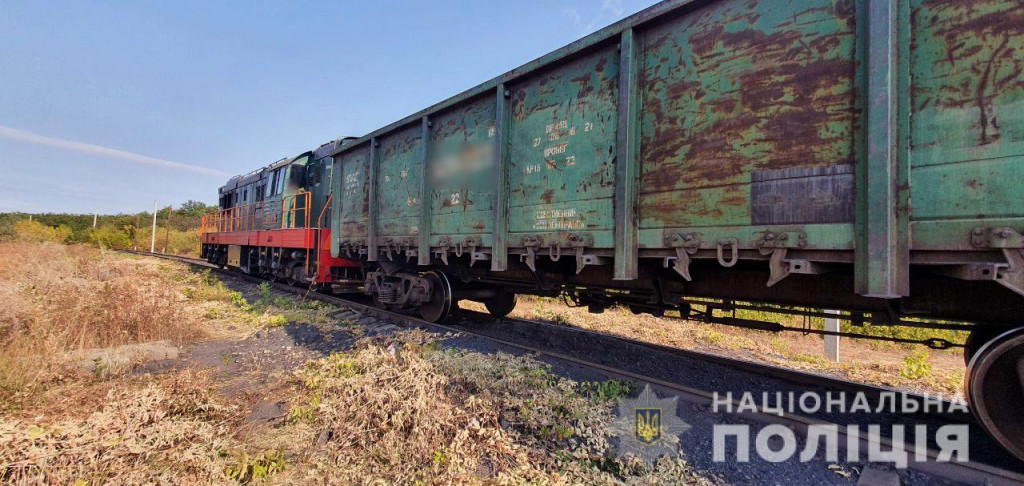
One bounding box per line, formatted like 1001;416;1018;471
913;0;1024;146
540;189;556;204
639;0;856;197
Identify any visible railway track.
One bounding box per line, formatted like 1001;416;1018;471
125;250;1024;485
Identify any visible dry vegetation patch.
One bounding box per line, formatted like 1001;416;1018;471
0;244;714;484
0;242;326;408
272;330;709;485
0;242;206;399
0;371;241;485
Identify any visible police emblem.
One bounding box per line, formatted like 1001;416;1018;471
635;408;662;444
610;385;691;462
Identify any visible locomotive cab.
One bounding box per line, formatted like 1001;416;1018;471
199;147;360;287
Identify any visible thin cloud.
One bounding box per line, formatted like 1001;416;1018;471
603;0;626;17
0;124;228;177
564;0;644;35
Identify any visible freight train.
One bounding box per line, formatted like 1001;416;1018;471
201;0;1024;463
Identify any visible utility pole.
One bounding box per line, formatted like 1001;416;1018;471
150;200;157;253
163;206;172;254
93;213;98;229
28;214;32;222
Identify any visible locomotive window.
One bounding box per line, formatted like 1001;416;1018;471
275;167;286;195
269;169;280;196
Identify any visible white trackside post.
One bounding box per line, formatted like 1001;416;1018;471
824;310;841;362
150;200;158;253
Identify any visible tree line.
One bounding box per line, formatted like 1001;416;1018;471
0;200;217;255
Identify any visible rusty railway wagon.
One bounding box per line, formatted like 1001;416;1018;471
200;0;1024;462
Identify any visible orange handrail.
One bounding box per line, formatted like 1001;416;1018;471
282;192;312;230
201;192;326;279
316;194;332;228
199;201;268;235
199;193;330;283
311;194;333;278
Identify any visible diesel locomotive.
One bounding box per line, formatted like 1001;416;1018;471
200;0;1024;462
200;140;362;287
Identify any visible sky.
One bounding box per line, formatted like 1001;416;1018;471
0;0;659;214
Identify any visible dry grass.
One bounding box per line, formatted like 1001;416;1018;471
271;330;709;485
0;242;206;398
464;295;968;398
0;242;316;408
0;243;718;484
0;370;241;485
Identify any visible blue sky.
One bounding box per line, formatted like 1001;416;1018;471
0;0;658;214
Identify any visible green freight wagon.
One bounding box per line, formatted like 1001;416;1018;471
326;0;1024;460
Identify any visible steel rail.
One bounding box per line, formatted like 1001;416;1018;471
454;308;971;420
123;250;1024;485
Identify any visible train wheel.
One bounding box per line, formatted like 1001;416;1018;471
966;327;1024;461
418;271;452;323
484;291;517;319
964;327;1006;365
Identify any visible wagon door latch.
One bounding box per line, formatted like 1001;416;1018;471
666;233;701;281
970;227;1024;297
567;234;589;275
522;234;592;274
435;237;481;266
436;237;452;265
522;236;543;272
463;237;482;267
756;231;808;287
340;239;366;259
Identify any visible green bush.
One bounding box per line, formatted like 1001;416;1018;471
901;350;933;380
13;220;72;243
87;224;132;249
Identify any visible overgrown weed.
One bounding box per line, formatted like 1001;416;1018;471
282;330;708;484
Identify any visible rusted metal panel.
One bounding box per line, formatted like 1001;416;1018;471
338;144;371;242
637;0;858;233
428;96;497;243
907;0;1024;240
375;125;423;240
324;0;1024;299
506;45;620;247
